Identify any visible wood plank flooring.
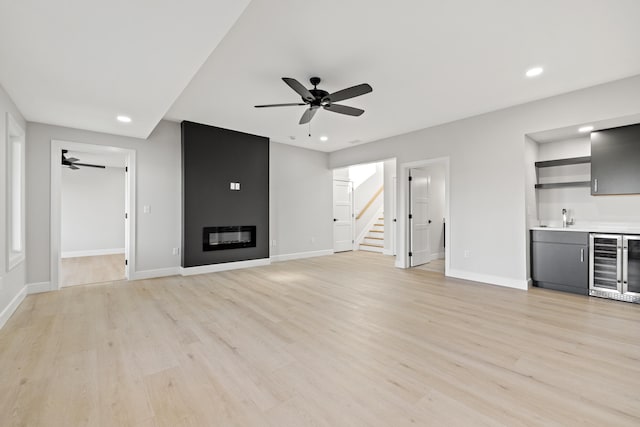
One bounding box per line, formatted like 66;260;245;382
1;251;639;426
60;254;126;287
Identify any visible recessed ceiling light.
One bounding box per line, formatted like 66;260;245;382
320;136;328;142
525;67;544;78
117;115;132;123
579;125;594;133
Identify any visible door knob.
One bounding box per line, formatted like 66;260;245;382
428;219;432;224
333;218;338;222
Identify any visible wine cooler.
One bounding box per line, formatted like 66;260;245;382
590;234;640;303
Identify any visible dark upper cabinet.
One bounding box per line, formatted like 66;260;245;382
591;123;640;195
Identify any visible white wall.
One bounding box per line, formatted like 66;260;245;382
329;75;640;289
535;136;640;227
0;83;27;327
26;120;181;282
270;142;333;259
61;166;125;256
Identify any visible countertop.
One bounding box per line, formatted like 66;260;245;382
531;225;640;234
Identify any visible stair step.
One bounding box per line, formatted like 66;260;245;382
373;223;384;227
378;217;384;220
360;243;383;248
370;230;383;233
366;236;383;240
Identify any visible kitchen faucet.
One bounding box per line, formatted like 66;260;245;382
561;208;574;228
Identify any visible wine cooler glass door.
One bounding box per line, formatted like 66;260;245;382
590;234;622;293
623;235;640;295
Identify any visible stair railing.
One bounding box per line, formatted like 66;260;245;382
356;186;383;220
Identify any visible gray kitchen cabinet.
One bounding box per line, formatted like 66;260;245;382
531;231;589;295
591;123;640;195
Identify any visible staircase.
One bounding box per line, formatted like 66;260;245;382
359;216;384;253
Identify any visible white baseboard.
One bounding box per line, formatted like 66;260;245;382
27;282;51;294
134;267;180;280
62;248;125;258
447;268;528;290
180;258;271;276
270;249;333;263
0;286;27;330
527;277;533;289
382;249;396;256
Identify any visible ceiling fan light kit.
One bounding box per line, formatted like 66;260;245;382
255;76;372;125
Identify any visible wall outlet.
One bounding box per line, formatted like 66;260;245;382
464;250;470;258
311;237;316;243
271;240;277;247
172;247;180;255
143;205;150;214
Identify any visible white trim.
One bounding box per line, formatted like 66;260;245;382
61;248;125;258
6;112;26;272
27;282;51;294
382;249;394;256
271;249;333;263
134;267;180;280
0;286;26;330
180;258;270;276
50;140;136;290
527;277;533;289
448;268;529;290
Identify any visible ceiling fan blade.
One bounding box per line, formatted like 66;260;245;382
66;157;79;163
299;107;319;125
254;103;307;108
75;163;106;169
68;164;80;170
323;104;365;117
325;83;372;103
282;77;315;102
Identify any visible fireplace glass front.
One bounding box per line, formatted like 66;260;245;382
202;226;256;251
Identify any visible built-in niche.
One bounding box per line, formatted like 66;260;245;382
181;121;269;267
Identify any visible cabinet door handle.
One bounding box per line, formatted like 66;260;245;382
594;178;598;193
580;248;584;263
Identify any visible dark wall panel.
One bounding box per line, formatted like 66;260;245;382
181;121;269;267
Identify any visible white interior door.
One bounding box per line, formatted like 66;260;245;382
391;176;397;256
333;180;353;252
410;169;430;266
123;164;130;279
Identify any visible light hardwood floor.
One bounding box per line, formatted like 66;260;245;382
1;251;639;426
60;254;126;287
414;258;445;274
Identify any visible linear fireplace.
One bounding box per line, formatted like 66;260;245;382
203;226;256;251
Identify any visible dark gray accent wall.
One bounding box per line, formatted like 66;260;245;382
181;121;269;267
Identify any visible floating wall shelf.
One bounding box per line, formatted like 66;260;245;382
534;156;591;189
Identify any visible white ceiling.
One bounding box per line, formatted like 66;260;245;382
0;0;251;138
1;1;640;151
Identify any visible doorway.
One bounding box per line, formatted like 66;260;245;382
398;157;450;274
50;141;136;290
333;179;354;252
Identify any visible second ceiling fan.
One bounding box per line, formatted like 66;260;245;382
255;77;372;124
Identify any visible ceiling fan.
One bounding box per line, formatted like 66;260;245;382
61;150;105;170
255;77;372;124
